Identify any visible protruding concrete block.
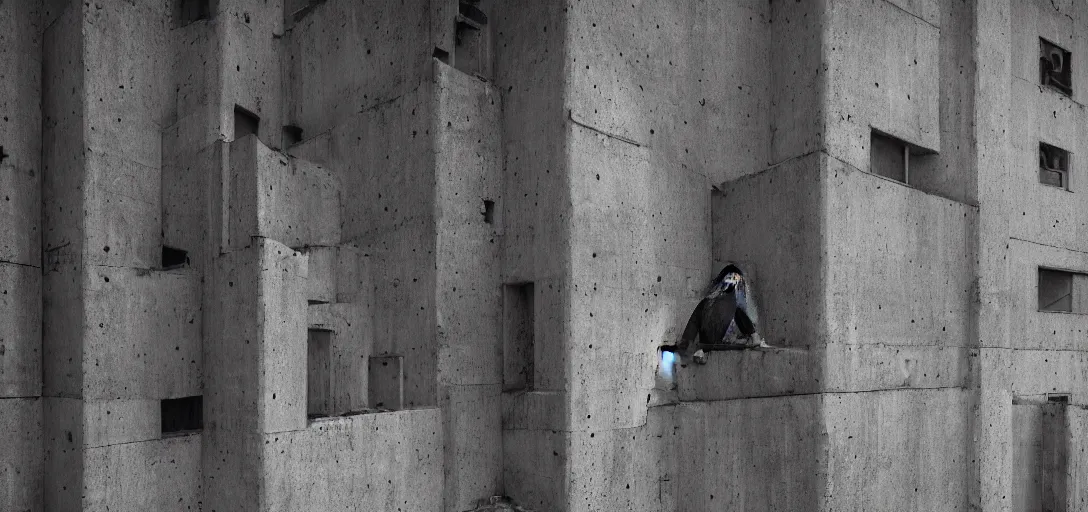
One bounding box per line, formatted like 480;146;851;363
302;245;336;304
84;436;202;511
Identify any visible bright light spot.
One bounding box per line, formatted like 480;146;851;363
660;350;676;381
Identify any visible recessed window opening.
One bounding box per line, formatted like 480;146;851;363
175;0;212;27
282;125;303;147
234;105;260;141
1047;393;1071;404
1039;268;1074;313
161;246;189;269
307;329;332;420
503;282;535;391
0;145;8;164
1041;38;1072;96
161;396;203;436
870;130;934;185
1039;142;1071;190
454;1;491;79
433;47;451;64
483;200;495;224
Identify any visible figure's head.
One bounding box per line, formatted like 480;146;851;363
712;264;744;294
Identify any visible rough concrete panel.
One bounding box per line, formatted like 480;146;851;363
503;427;568;512
228;135;340;251
84;435;202;512
998;348;1088;397
257;238;308;434
714;152;826;347
676;397;825;512
0;397;43;512
307;302;370;415
43;397;83;512
565;0;771;183
262;409;443;512
442;384;502;510
83;399;160;448
302;245;336;304
769;0;826;164
82;149;161;269
825;159;976;347
677;346;822;401
501;390;569;432
1008;77;1088;253
42;267;82;397
1009;0;1082;95
219;0;284;146
824;0;941;173
1068;406;1088;510
0;263;41;397
83;267;201;400
286;0;433;136
823;389;970;511
1008;238;1088;351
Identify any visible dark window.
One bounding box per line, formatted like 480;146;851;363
161;246;189;269
1039;268;1074;313
870;130;935;185
1039;142;1070;190
307;329;332;419
234;105;260;140
161;396;202;435
454;1;491;79
175;0;211;27
1047;393;1071;404
282;125;303;147
483;199;495;224
1041;38;1072;96
503;282;535;391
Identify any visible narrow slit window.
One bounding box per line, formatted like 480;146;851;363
161;396;203;436
161;246;189;269
234;105;260;141
1039;268;1074;313
503;282;535;391
1041;38;1073;96
1047;393;1071;404
175;0;211;27
307;329;332;419
870;130;935;185
483;199;495;224
1039;142;1070;190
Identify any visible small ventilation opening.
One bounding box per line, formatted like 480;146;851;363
175;0;212;27
483;199;495;224
1041;38;1072;96
234;105;260;141
503;282;535;391
282;125;303;147
433;47;451;64
161;396;203;436
1039;142;1070;190
1047;393;1071;404
1039;268;1074;313
307;329;332;419
162;246;189;269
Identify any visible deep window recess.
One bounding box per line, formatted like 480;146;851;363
282;125;303;147
234;105;260;141
454;1;491;79
161;396;203;435
1041;38;1072;96
175;0;212;27
1037;268;1088;313
161;246;189;269
1039;143;1071;190
307;329;332;419
503;282;535;391
870;130;935;185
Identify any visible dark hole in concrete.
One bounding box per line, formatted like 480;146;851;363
483;200;495;224
1047;393;1070;404
161;246;189;269
307;329;333;419
1038;268;1074;313
433;47;451;64
455;2;491;80
0;145;8;164
1039;142;1070;190
1041;38;1072;96
161;395;203;435
282;125;303;147
503;282;535;391
174;0;212;27
870;129;935;185
234;105;260;140
459;1;488;25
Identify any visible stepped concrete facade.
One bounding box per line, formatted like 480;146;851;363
1;0;1087;510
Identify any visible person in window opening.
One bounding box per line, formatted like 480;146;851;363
661;264;768;365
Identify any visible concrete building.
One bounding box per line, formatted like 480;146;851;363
2;0;1087;510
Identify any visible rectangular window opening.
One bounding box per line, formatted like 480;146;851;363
161;396;203;436
175;0;212;27
1047;393;1071;404
282;125;303;147
870;130;935;185
483;199;495;224
161;246;189;270
1039;142;1070;190
1041;38;1073;96
234;105;260;141
307;329;332;420
503;282;535;391
433;47;451;64
454;1;491;80
1039;268;1075;313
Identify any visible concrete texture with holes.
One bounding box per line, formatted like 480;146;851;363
4;0;1088;511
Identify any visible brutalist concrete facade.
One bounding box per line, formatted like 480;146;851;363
2;0;1088;511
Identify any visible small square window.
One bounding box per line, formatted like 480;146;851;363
161;396;203;436
1039;142;1070;190
870;130;935;185
1041;38;1072;96
1039;268;1074;313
